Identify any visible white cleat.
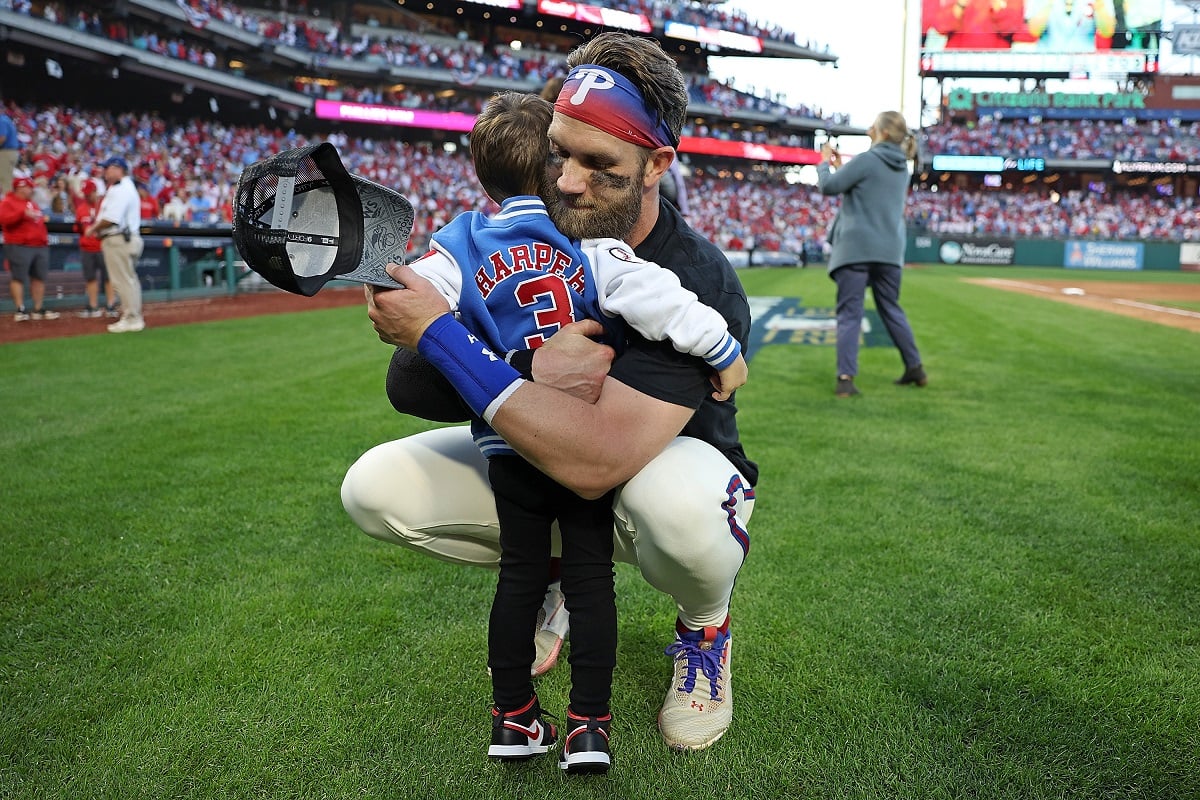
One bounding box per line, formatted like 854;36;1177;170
658;624;732;751
107;316;146;333
533;582;569;677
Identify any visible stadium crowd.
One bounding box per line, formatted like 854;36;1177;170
13;2;1197;167
923;117;1200;161
27;0;845;125
4;100;1197;259
7;2;1200;252
169;0;819;51
908;186;1200;241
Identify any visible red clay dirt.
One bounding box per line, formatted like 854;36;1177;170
0;287;367;345
5;279;1199;345
965;278;1200;333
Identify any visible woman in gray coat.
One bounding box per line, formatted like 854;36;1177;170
817;111;926;397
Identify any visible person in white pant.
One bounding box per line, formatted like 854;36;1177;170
86;156;144;333
343;31;758;752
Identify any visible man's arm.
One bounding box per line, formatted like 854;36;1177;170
367;264;694;499
492;372;692;498
85;217;117;237
385;318;615;420
84;197;121;238
0;198;21;226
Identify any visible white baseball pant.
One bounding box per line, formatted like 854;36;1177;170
101;233;144;319
341;426;754;629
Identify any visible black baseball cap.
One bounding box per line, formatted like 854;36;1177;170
231;142;414;296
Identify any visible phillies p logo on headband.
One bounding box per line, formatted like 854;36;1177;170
554;65;678;150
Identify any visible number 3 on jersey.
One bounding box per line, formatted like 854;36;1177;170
514;274;579;349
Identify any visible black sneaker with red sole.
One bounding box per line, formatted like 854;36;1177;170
488;695;557;761
559;709;611;775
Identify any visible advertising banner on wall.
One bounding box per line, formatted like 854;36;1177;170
1180;242;1200;271
538;0;652;33
663;21;763;53
1064;240;1144;270
936;237;1017;265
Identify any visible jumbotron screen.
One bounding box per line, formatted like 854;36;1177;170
919;0;1164;75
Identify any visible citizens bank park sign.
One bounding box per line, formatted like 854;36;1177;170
946;87;1147;114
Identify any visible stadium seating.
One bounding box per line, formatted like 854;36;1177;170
5;0;1198;263
922;117;1200;161
8;99;1199;259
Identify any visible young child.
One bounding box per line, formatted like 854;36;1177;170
405;91;748;774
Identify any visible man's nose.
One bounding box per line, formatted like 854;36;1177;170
556;160;587;195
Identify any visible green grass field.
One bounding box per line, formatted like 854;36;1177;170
3;265;1198;799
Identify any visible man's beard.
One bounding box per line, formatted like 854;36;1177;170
542;173;643;241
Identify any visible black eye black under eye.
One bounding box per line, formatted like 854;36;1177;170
593;171;631;189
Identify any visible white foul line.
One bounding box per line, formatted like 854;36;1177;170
1113;299;1200;319
982;279;1058;293
979;279;1200;321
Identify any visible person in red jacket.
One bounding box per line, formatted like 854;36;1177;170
0;176;59;321
137;181;160;222
73;179;113;317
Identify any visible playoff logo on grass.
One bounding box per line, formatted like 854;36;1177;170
745;297;886;361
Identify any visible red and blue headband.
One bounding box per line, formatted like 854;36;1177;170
554;65;678;150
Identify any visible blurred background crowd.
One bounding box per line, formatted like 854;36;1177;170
3;0;1198;272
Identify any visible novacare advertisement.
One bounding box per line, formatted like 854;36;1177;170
937;238;1016;265
1064;241;1143;270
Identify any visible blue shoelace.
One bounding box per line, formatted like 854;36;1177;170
664;634;725;699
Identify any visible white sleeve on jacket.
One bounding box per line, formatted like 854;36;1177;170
582;237;741;370
407;243;465;311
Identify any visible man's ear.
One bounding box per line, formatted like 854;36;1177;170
644;146;675;188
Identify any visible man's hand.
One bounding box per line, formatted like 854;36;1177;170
531;319;614;404
366;263;451;349
710;353;748;402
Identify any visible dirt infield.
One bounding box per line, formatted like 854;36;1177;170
0;287;367;345
965;278;1200;333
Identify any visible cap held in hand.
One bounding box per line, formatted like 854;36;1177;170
232;142;414;296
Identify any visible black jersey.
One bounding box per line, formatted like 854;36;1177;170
613;200;758;487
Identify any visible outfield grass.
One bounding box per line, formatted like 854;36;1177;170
2;265;1198;799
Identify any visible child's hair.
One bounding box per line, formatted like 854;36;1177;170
470;91;554;202
873;110;918;160
539;75;565;102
